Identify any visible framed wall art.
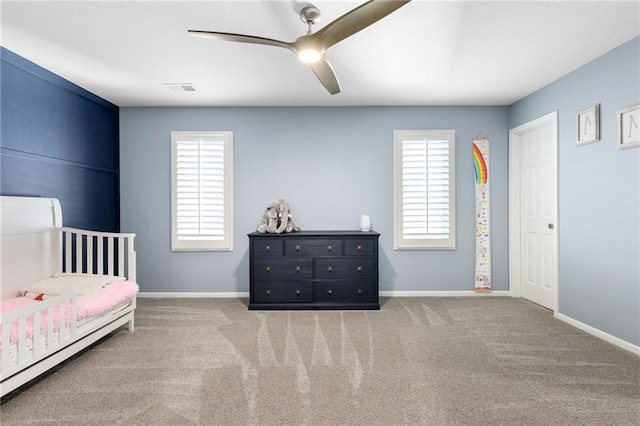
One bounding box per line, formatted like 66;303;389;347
617;104;640;150
576;104;600;146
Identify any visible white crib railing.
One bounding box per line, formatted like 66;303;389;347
0;292;78;380
57;227;136;281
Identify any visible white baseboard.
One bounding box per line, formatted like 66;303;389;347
555;312;640;355
138;292;249;298
139;290;511;299
379;290;511;297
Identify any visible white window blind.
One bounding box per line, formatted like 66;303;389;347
171;132;233;251
393;130;455;250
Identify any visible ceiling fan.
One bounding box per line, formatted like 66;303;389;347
188;0;411;95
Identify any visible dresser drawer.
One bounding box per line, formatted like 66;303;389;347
285;239;343;257
253;282;313;303
254;259;312;281
315;280;376;303
315;258;375;279
345;239;375;256
252;239;283;257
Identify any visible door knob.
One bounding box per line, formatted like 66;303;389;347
548;223;554;229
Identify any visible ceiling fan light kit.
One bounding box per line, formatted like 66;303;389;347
298;49;323;64
188;0;410;94
296;34;324;63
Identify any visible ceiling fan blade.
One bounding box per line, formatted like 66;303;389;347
188;30;294;51
312;0;410;50
309;57;341;95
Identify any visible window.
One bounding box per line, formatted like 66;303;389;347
171;131;233;251
393;130;455;250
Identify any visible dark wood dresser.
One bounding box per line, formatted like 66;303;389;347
248;230;380;310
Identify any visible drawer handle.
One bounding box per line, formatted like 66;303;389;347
357;244;363;251
295;266;301;273
266;289;271;296
327;244;333;252
295;289;301;296
357;289;363;295
327;266;333;272
265;266;271;273
295;244;301;252
265;244;271;251
356;265;363;272
327;289;333;295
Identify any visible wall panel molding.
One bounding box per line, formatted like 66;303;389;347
1;47;120;231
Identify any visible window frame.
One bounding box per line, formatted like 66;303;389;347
171;131;233;251
393;130;456;250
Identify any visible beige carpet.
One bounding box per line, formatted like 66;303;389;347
1;297;639;425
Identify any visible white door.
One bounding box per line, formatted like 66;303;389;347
509;112;558;311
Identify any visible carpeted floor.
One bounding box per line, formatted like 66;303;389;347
1;297;638;425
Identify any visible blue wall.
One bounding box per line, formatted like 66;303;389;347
510;37;640;346
0;47;120;231
119;106;510;294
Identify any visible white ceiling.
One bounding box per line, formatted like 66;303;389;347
2;1;639;107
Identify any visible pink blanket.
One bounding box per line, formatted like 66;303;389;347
0;281;138;344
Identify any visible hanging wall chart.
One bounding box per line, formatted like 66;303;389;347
473;135;491;291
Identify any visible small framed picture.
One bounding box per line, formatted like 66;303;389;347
576;104;600;145
617;104;640;150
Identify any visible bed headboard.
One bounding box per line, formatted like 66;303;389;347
1;196;63;299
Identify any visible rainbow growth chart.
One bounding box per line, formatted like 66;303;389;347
473;137;491;291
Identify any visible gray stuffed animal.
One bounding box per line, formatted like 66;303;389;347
257;199;301;233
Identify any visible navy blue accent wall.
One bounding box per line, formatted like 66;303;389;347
1;47;120;231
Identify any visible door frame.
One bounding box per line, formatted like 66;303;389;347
508;111;559;312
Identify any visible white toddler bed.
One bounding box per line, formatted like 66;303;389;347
0;196;138;397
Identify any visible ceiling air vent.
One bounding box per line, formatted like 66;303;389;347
163;83;197;92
